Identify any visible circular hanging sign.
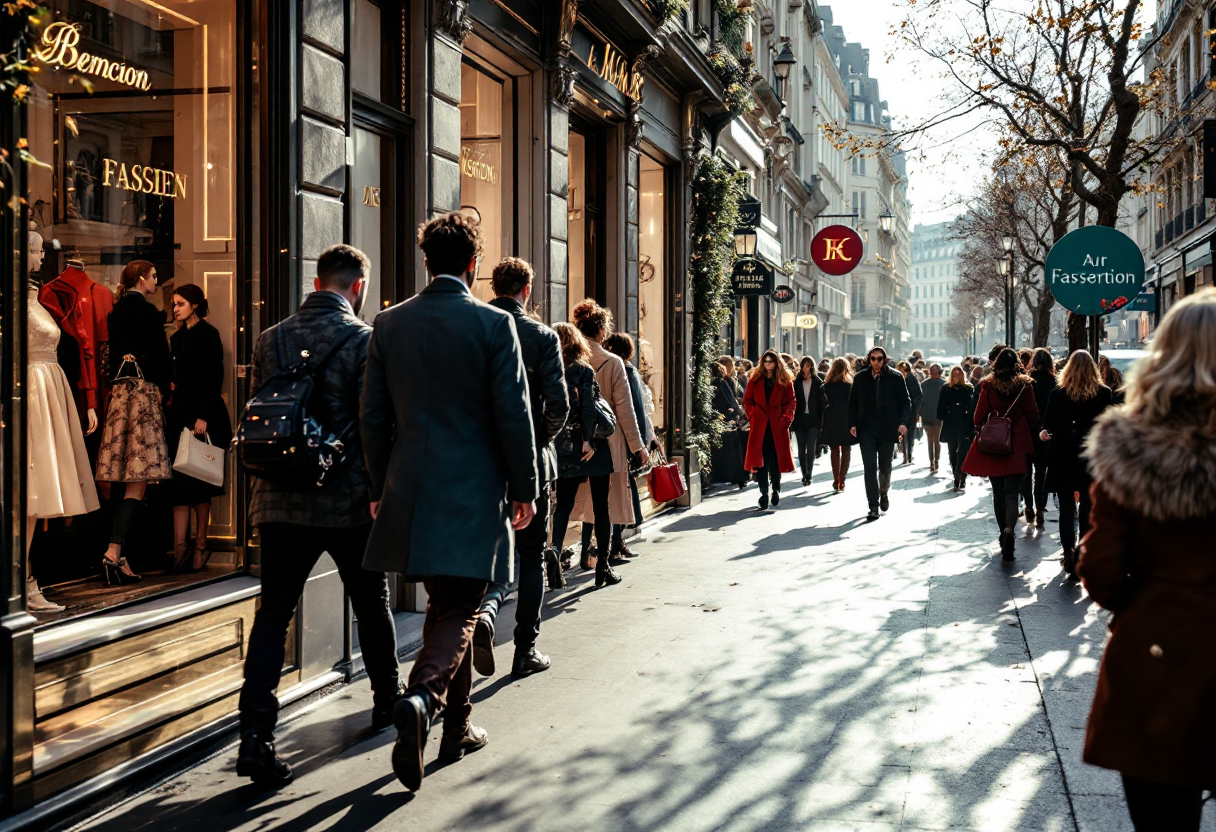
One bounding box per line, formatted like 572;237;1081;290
796;314;818;329
811;225;864;276
771;284;795;304
1045;226;1145;316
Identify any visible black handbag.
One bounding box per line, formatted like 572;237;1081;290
591;361;618;439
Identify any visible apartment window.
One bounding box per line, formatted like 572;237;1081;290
851;278;866;313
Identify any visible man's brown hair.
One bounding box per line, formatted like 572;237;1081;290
416;211;484;278
491;256;534;298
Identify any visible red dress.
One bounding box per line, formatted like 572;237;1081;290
962;378;1039;478
742;375;796;473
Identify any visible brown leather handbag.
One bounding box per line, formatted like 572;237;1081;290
976;383;1025;455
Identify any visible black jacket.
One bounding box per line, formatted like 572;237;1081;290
792;373;827;427
1042;385;1114;491
904;372;924;415
249;291;372;528
624;362;653;445
167;319;232;447
107;291;172;397
713;376;743;424
820;380;856;445
488;297;568;483
557;361;613;478
848;365;913;443
937;383;976;443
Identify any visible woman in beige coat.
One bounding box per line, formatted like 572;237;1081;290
569;300;645;579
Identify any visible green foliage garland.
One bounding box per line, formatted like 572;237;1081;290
688;154;748;469
644;0;688;24
707;46;754;116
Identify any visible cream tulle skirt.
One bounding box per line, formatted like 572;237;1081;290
27;361;100;519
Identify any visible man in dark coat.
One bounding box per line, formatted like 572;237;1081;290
237;245;401;787
848;347;912;520
472;257;568;680
361;212;538;792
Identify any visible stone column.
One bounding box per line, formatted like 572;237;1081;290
429;1;470;218
543;0;580;324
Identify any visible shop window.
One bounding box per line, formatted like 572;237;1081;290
459;60;514;302
638;154;667;431
569;131;586;312
23;0;239;618
351;0;382;99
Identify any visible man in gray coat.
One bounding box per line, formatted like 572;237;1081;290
361;212;538;791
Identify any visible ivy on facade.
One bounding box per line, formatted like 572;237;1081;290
643;0;688;24
688;153;748;469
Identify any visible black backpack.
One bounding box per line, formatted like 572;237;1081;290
233;324;362;490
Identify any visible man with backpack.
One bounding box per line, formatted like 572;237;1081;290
235;244;401;786
470;257;568;681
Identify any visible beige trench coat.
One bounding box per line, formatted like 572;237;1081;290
573;340;644;526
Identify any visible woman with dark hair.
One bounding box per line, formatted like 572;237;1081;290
95;260;174;584
599;332;657;560
165;283;233;573
937;366;974;492
896;360;923;465
1041;349;1112;579
742;349;796;509
710;360;748;489
1098;355;1126;405
1022;347;1057;527
962;348;1040;560
820;357;856;492
549;322;614;586
792;356;827;487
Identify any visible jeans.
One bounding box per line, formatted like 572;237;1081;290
1058;486;1094;552
947;437;969;484
1021;448;1049;517
412;576;487;734
239;523;399;738
792;416;819;482
858;430;894;508
989;473;1023;530
479;482;550;652
756;426;782;495
1122;774;1203;832
553;474;610;557
830;444;852;485
923;421;942;467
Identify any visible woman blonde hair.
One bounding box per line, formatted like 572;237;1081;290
1124;288;1216;429
896;360;912;375
553;321;591;367
1059;349;1103;402
948;365;969;387
749;348;794;385
824;356;853;384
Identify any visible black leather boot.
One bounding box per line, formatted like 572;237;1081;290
236;734;293;787
595;550;622;587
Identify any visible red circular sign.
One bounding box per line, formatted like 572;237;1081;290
811;225;865;276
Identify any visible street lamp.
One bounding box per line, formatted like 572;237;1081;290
773;40;796;100
995;252;1014;345
1000;230;1016;255
878;209;894;234
734;228;757;258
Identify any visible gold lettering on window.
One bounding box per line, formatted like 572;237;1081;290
101;157;187;198
361;185;381;207
34;22;153;92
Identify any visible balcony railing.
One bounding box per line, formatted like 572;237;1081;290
1186;205;1195;231
1199;201;1208;225
1156;227;1164;250
1175;212;1185;237
1166;222;1175;243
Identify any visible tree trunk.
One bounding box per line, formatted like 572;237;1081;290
1067;311;1087;353
1032;290;1054;347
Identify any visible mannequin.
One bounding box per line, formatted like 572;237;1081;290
25;232;101;613
39;256;112;435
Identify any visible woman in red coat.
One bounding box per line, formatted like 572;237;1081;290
743;349;796;510
962;348;1039;560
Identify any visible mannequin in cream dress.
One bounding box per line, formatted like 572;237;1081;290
26;232;100;613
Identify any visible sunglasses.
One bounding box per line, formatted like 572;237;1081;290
763;358;776;364
868;356;885;363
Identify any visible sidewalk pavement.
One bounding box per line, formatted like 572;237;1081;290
75;454;1216;832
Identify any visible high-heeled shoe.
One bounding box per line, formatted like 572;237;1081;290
103;555;143;585
170;542;190;574
190;542;213;573
27;577;65;613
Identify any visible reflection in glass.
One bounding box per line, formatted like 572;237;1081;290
638;155;666;428
459;62;512;301
568;131;586;318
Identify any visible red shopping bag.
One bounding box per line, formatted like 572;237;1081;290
647;449;687;503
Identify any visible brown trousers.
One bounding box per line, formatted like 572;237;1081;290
409;576;488;734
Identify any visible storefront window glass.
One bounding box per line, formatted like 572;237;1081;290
459;60;513;302
23;0;239;617
568;131;586;316
351;0;382;98
638;154;666;431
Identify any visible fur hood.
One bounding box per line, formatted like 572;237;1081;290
982;373;1029;398
1084;408;1216;522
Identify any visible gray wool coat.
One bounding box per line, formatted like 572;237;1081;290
359;277;539;583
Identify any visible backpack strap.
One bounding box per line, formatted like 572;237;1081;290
309;325;363;373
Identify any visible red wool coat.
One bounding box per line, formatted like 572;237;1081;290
742;375;796;473
962;377;1039;478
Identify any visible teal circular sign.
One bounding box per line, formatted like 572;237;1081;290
1045;226;1144;315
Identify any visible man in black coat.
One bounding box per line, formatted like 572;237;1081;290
472;257;568;680
237;245;401;787
848;346;912;520
361;213;538;792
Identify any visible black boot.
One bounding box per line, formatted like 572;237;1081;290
579;543;595;571
1000;528;1016;561
544;547;566;590
595;550;622;587
236;734;293;786
391;690;436;791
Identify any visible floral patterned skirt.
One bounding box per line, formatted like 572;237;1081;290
95;378;173;483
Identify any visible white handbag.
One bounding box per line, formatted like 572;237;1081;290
173;428;226;487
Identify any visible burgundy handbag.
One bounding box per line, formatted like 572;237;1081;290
647;448;687;503
976;384;1025;455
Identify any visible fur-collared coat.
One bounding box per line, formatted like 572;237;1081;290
1078;407;1216;788
961;374;1039;478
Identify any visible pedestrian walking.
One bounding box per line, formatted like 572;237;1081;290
165;283;232;574
710;360;748;488
742;349;796;510
1040;350;1112;579
1078;289;1216;832
896;361;923;464
362;214;539;791
962;348;1039;561
236;244;400;787
848;347;912;520
1097;354;1126;405
792;356;827;487
570;299;646;576
820;357;856;492
919;363;946;473
937;366;973;492
549;322;613;580
470;257;569;680
1021;348;1056;527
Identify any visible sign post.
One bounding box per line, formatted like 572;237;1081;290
1044;226;1145;360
